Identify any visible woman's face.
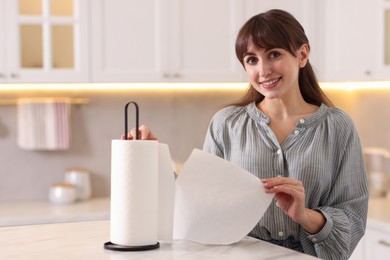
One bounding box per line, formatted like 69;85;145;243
243;40;308;101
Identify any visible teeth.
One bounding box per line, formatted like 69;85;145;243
262;78;279;86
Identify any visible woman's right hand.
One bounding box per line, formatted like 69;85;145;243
121;124;158;140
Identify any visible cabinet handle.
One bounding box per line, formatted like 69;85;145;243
365;70;371;76
379;240;390;247
0;73;5;78
163;73;182;78
11;73;20;79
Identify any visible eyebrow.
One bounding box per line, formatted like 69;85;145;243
243;51;255;57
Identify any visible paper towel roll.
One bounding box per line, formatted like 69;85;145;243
110;140;159;247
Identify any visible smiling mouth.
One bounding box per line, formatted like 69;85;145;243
260;77;281;89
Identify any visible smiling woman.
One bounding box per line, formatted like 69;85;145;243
201;9;369;260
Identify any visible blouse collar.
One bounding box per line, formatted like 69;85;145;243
246;102;330;127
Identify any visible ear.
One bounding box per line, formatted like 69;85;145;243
298;44;309;68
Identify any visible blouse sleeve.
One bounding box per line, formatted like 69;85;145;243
304;123;369;260
202;113;224;158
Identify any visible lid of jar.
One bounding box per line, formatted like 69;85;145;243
66;168;89;173
51;182;75;188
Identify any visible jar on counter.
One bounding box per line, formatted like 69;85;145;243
49;182;77;204
65;168;92;201
364;147;390;197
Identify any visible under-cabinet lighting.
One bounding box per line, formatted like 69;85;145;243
320;81;390;91
0;83;248;91
1;81;390;92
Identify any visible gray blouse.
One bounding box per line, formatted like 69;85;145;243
203;102;369;260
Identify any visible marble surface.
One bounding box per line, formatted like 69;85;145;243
0;220;318;260
2;196;390;227
0;197;109;226
0;197;388;259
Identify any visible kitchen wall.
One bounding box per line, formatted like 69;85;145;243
0;85;388;201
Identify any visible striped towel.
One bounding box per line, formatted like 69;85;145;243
17;97;71;150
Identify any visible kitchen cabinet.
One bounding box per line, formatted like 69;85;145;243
316;0;382;81
348;222;390;260
0;0;89;83
2;0;386;83
90;0;247;82
350;196;390;260
90;0;320;83
375;0;390;79
364;224;390;260
0;0;5;81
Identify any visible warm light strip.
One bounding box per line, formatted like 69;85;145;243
0;83;249;91
319;81;390;91
1;81;390;91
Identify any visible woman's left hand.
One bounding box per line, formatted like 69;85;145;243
262;177;326;234
262;177;306;223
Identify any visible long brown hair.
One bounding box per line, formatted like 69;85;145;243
233;9;333;107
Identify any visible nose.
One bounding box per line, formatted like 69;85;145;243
258;60;271;78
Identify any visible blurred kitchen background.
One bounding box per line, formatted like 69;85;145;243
0;0;389;202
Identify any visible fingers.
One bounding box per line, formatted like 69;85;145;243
124;124;158;140
262;177;306;222
262;177;304;195
262;177;302;189
139;125;158;140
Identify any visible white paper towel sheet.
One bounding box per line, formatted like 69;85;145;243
173;149;274;245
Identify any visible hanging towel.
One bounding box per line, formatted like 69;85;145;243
17;97;71;150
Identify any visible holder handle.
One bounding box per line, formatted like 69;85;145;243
124;101;139;140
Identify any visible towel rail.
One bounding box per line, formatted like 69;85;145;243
0;97;89;106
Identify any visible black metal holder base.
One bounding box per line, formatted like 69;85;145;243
104;241;160;251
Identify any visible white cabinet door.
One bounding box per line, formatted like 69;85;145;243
316;0;376;81
374;0;390;80
91;0;170;82
365;227;390;260
0;0;5;82
168;0;245;82
2;0;89;83
91;0;246;82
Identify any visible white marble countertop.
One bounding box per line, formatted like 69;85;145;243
0;197;110;226
0;197;388;259
1;196;389;230
0;220;317;260
2;196;390;228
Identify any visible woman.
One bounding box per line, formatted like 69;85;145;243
127;9;368;260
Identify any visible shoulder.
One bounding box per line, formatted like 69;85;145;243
325;107;356;129
207;105;248;133
212;105;246;120
322;107;360;143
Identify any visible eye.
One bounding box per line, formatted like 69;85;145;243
269;50;281;59
245;56;258;65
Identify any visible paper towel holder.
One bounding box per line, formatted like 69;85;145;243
124;101;139;140
104;101;160;251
